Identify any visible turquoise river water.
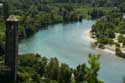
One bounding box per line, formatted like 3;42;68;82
19;19;125;83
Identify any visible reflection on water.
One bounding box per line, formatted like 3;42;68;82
19;20;125;83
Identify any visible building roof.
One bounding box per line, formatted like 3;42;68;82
7;15;18;22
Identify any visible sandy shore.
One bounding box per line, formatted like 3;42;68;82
102;49;115;54
83;28;115;54
83;28;96;42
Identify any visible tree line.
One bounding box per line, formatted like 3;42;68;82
0;0;124;56
91;9;125;57
0;0;117;56
0;53;103;83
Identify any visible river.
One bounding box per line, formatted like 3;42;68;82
19;19;125;83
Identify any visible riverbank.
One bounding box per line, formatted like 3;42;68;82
83;28;116;54
83;28;96;42
19;20;125;83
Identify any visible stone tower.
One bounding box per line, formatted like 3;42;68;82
5;15;18;82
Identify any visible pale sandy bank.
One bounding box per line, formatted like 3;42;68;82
83;28;115;54
83;28;96;42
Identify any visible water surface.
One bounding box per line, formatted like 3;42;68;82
19;20;125;83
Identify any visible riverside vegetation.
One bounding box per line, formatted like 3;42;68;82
91;10;125;58
0;53;103;83
0;0;125;83
0;0;122;56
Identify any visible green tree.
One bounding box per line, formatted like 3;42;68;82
117;34;125;43
74;64;86;83
45;58;59;80
58;63;72;83
84;54;103;83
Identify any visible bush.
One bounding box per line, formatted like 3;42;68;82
117;34;125;43
115;47;125;58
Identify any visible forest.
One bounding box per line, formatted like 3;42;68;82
0;0;125;55
0;0;125;83
92;12;124;45
0;54;103;83
91;4;125;57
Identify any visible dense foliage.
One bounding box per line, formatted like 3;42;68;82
0;56;10;82
0;54;103;83
0;0;125;82
1;0;125;55
92;11;125;43
0;20;5;56
91;8;125;57
0;0;115;55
